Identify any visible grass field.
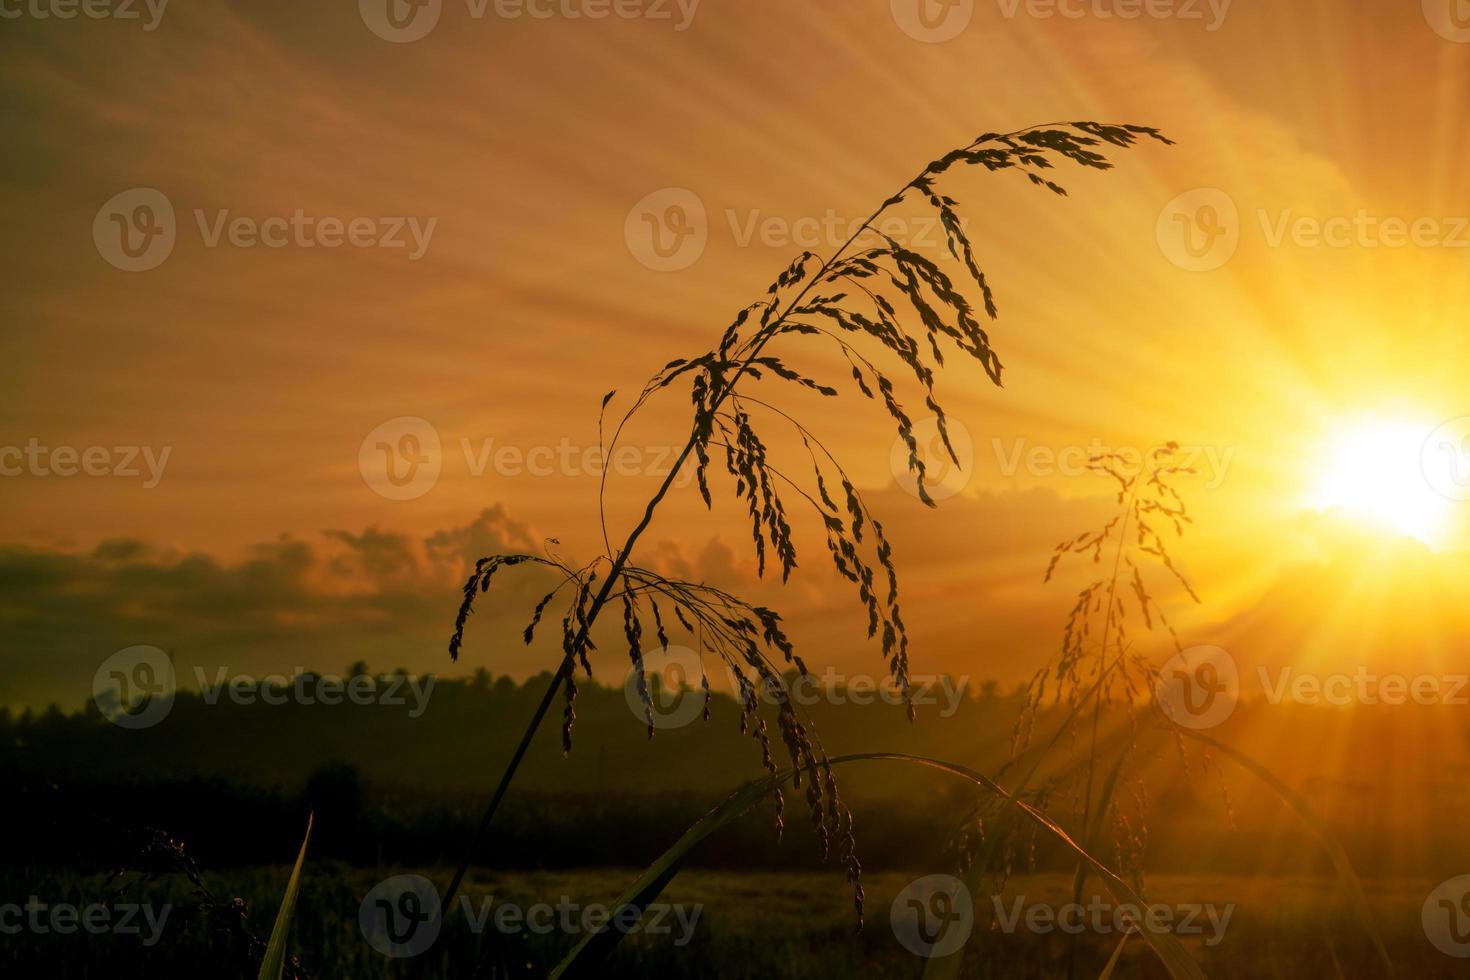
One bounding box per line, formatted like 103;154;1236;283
3;865;1454;978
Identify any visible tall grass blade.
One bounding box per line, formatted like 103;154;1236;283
549;776;778;979
1097;933;1130;980
552;753;1208;980
257;812;313;980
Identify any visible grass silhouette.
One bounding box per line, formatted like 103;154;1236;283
441;122;1173;927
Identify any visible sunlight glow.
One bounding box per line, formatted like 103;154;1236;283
1307;418;1449;548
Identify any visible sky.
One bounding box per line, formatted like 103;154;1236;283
4;0;1470;710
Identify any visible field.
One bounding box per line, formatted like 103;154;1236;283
3;865;1454;978
9;678;1470;977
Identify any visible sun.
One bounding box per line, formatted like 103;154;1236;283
1307;418;1448;548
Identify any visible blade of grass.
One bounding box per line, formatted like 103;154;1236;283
1097;933;1130;980
1177;728;1393;978
257;812;313;980
550;775;781;979
551;753;1208;980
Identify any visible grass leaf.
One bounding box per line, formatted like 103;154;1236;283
256;812;313;980
1097;933;1130;980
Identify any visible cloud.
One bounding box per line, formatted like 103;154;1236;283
0;506;556;709
20;486;1454;717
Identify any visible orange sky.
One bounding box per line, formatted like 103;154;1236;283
4;0;1470;709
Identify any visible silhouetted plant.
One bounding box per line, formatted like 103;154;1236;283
443;121;1174;920
986;443;1204;980
1017;442;1200;763
102;828;312;980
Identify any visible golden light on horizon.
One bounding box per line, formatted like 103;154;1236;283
1307;417;1449;549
